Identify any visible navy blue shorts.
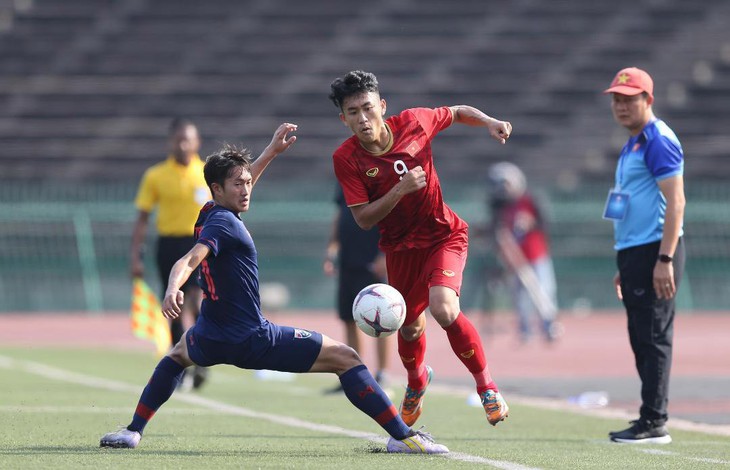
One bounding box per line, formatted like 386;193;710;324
185;323;323;372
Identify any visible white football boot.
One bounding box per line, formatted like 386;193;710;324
100;428;141;448
386;428;449;454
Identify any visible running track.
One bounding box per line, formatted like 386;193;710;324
2;310;729;426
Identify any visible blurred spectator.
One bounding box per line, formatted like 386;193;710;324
486;162;560;344
323;184;391;393
130;117;209;390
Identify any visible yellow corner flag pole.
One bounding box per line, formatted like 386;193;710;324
131;278;172;356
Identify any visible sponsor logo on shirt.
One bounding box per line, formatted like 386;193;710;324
366;167;379;177
400;355;416;363
406;141;421;156
294;329;312;339
632;143;641;152
442;270;456;277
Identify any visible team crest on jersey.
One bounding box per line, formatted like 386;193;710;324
442;270;456;277
294;329;312;339
406;141;421;156
366;167;379;177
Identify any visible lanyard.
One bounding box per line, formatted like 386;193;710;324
616;146;629;191
617;134;642;190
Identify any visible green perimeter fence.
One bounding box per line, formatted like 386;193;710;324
0;180;728;313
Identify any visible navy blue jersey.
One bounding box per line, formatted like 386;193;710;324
193;201;267;342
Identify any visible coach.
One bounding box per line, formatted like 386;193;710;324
602;67;686;444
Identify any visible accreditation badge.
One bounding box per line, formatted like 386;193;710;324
602;189;630;220
195;186;211;205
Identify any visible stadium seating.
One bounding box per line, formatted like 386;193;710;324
0;0;728;183
1;0;730;312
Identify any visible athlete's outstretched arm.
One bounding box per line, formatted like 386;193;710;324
250;122;298;187
450;105;512;144
162;243;211;319
349;166;426;230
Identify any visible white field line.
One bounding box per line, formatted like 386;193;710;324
0;355;539;470
0;405;219;414
636;447;730;465
430;383;730;437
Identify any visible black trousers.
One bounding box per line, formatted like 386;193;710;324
617;237;685;425
337;267;381;322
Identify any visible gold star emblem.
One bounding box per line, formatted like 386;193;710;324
617;73;630;84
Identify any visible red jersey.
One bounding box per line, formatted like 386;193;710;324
333;107;468;252
498;194;550;262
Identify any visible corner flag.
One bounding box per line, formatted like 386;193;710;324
130;278;171;356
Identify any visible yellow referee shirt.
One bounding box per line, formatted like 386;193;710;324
134;155;210;236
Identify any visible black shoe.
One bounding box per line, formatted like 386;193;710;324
192;366;208;390
609;419;672;444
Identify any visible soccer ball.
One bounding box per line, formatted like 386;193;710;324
352;283;406;338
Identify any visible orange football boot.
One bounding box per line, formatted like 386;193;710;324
399;366;433;426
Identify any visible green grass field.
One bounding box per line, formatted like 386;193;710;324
1;347;728;469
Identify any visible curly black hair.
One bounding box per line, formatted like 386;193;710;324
328;70;380;110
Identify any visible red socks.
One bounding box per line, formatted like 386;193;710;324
445;313;496;394
397;331;428;389
398;313;498;394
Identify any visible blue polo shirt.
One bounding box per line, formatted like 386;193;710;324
613;119;684;251
193;201;268;342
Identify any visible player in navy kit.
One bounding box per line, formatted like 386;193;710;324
99;123;448;454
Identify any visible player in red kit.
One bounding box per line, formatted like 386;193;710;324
329;70;511;427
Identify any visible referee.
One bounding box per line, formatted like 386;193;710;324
130;117;210;390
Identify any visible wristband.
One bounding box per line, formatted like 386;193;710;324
658;254;673;263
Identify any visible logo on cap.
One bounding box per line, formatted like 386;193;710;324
604;67;653;98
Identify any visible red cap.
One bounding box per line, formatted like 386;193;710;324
604;67;653;99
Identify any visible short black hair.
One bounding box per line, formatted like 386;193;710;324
168;117;197;136
203;143;252;191
328;70;380;110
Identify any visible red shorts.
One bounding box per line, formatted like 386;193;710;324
385;228;468;326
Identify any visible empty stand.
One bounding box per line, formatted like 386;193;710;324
1;0;728;184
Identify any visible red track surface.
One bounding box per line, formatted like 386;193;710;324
2;310;728;380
